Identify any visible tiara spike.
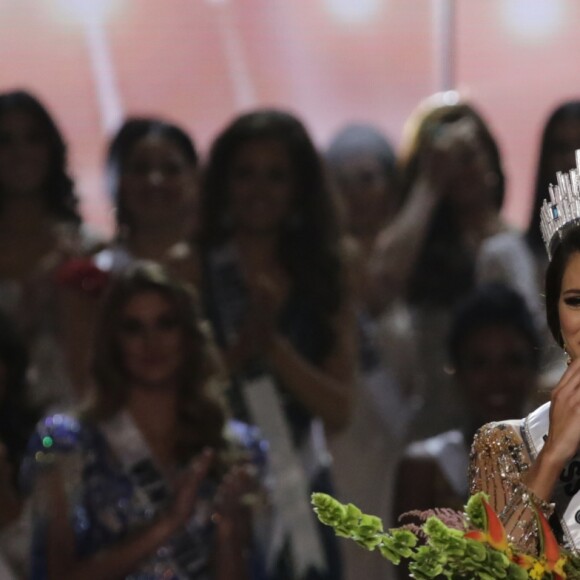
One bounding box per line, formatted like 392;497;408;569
571;170;579;194
540;150;580;260
564;174;573;196
557;172;566;195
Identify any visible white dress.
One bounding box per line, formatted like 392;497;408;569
329;306;418;580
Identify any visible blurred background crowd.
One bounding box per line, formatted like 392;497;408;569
1;1;580;579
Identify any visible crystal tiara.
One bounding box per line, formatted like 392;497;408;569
540;149;580;260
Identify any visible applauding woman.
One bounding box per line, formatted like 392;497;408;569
23;262;265;579
201;109;356;580
0;90;100;408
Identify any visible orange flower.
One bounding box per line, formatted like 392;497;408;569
535;509;566;579
464;497;508;552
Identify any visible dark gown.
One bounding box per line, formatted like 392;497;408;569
202;243;343;580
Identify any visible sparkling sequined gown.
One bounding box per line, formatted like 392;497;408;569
21;413;267;580
469;420;555;553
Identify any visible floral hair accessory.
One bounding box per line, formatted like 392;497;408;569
312;492;580;579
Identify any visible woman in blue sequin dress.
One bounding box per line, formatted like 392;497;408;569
22;262;267;580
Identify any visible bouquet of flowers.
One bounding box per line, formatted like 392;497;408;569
312;491;580;579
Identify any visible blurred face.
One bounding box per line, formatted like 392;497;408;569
559;251;580;361
429;118;496;210
119;134;197;231
457;324;535;423
228;139;296;233
332;153;393;237
117;291;185;389
0;110;51;197
546;118;580;177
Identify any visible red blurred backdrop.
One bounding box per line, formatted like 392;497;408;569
1;0;578;235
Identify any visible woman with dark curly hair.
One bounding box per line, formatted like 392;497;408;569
0;90;100;409
200;109;356;580
371;93;539;441
0;90;81;224
60;117;201;396
95;117;200;280
372;94;509;311
22;261;266;579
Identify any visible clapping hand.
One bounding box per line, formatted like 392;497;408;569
229;273;285;368
213;462;260;525
419;117;483;197
165;448;214;533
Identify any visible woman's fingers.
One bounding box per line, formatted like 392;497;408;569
169;448;214;527
547;368;580;462
214;464;258;516
551;357;580;399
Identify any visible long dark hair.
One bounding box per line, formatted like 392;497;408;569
0;311;39;475
526;101;580;256
107;117;198;232
88;261;226;461
399;100;505;211
201;109;345;320
0;90;80;223
400;100;504;306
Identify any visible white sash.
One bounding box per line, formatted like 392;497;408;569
99;411;211;579
206;243;329;576
523;402;580;551
244;375;327;577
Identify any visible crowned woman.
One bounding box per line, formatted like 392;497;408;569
471;150;580;553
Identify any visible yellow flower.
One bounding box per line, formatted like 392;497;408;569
529;561;546;579
554;555;567;579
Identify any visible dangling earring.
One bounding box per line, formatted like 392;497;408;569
563;337;572;366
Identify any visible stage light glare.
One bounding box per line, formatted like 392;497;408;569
54;0;126;25
323;0;383;25
500;0;565;42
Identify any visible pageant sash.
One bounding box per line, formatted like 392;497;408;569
244;375;327;577
523;402;580;551
206;242;328;576
99;411;211;579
